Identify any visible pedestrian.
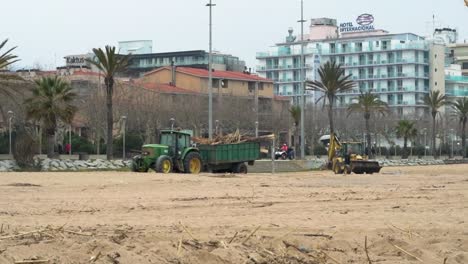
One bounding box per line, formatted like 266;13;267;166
65;143;71;155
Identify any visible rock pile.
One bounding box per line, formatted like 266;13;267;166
41;159;132;171
378;159;445;167
0;159;132;172
0;160;19;172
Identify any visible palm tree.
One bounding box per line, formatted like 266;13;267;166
451;97;468;158
0;39;22;102
395;120;417;159
423;90;446;157
306;61;355;137
288;105;301;156
87;46;130;160
24;76;77;158
0;39;19;70
347;91;388;158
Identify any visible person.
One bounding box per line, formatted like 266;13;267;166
65;143;71;155
281;143;288;152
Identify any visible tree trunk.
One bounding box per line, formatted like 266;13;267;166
46;129;55;158
106;83;114;160
403;136;408;159
365;115;372;158
463;119;467;158
432;115;437;158
295;124;299;159
328;100;334;136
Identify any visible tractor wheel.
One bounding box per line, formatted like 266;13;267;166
345;165;352;174
131;160;148;173
155;155;173;174
333;163;344;174
233;163;248;174
184;152;202;174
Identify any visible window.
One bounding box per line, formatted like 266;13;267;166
375;41;380;47
248;82;255;92
221;80;229;88
435;68;438;72
463;62;468;70
435;82;438;86
259;83;264;90
212;79;220;88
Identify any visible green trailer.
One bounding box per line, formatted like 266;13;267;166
198;142;260;173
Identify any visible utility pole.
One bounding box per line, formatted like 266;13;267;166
207;0;216;139
298;0;306;159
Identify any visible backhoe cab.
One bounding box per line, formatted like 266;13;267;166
319;134;382;174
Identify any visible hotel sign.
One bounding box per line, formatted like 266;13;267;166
64;54;91;67
340;14;375;33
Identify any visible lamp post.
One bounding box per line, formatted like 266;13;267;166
450;128;454;158
206;0;216;139
170;118;175;131
255;121;259;138
7;111;13;156
423;128;427;158
298;0;306;159
122;116;127;160
69;124;72;157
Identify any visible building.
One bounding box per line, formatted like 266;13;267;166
448;43;468;76
118;40;153;55
140;66;274;98
256;15;447;117
125;50;246;77
445;64;468;99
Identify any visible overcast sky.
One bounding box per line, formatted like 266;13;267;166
2;0;468;70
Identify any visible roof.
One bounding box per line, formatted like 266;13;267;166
144;66;273;83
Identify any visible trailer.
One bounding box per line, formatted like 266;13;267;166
198;142;260;173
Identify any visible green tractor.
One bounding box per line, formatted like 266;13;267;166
131;130;202;174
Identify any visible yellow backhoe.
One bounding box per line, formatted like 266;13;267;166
320;133;382;174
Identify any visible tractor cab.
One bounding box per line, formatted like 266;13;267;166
159;130;192;157
131;130;202;174
339;142;366;161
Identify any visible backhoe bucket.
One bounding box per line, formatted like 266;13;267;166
351;160;382;174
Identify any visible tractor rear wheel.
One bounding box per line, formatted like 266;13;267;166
155;155;173;173
184;152;202;174
233;163;248;174
333;163;344;174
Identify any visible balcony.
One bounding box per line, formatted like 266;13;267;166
446;75;468;83
320;42;429;55
256;48;318;58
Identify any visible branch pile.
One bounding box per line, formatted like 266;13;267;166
192;130;274;145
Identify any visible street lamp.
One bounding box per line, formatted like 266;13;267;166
255;121;259;138
170;118;175;131
206;0;216;139
7;111;13;156
450;128;454;158
122;116;127;160
423;128;427;158
298;0;306;160
69;124;72;156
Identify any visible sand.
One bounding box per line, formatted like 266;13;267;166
0;165;467;263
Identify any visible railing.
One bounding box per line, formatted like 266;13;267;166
256;48;318;58
446;75;468;82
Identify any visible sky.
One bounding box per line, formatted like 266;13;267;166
2;0;468;71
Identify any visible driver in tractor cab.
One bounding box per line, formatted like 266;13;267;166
344;149;352;174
